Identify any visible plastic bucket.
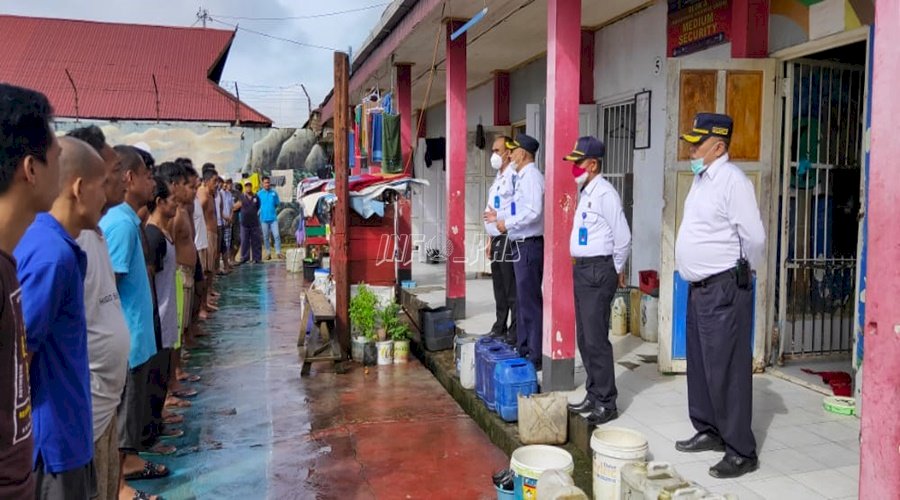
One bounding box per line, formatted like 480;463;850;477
591;427;648;500
495;485;515;500
393;340;410;364
351;336;367;363
455;334;478;389
510;445;574;500
640;295;659;343
376;341;393;365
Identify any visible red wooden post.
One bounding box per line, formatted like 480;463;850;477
333;52;351;359
493;71;510;127
731;0;769;58
542;0;581;391
396;63;413;282
580;29;595;105
860;6;900;498
445;19;467;319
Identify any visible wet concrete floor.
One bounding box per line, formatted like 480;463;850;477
136;263;507;500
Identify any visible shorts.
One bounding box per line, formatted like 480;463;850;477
176;264;195;344
117;360;153;452
35;456;93;500
221;225;233;252
92;414;118;500
205;230;218;271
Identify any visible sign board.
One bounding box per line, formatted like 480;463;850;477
667;0;732;57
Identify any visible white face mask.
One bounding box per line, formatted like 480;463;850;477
490;153;502;170
575;172;589;185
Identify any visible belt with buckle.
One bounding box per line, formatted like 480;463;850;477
572;255;612;265
690;268;735;288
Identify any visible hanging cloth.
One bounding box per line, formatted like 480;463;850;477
348;130;355;168
371;111;384;164
356;105;367;159
424;137;446;168
382;114;402;173
381;92;393;115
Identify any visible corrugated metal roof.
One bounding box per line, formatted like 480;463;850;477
0;15;272;126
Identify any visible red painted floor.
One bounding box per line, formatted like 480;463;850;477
246;265;507;499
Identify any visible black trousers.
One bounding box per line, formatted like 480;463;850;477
687;272;757;459
512;238;543;365
490;235;517;342
573;256;619;410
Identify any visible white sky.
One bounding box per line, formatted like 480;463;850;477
0;0;388;127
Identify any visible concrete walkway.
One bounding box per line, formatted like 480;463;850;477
406;263;862;500
135;263;507;499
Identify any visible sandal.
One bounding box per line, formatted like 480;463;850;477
132;491;161;500
124;461;170;480
163;414;184;425
160;428;184;439
141;443;176;456
165;397;191;409
177;374;201;383
173;388;198;398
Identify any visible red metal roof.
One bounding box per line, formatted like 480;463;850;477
0;15;272;126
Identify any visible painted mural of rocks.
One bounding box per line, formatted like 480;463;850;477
277;207;298;239
276;129;317;173
305;143;327;174
244;128;295;174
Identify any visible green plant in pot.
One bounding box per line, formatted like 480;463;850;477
349;284;379;363
382;300;411;364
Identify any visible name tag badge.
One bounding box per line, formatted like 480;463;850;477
578;227;588;245
511;202;517;216
494;195;500;209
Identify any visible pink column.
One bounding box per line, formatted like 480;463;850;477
731;0;769;58
542;0;581;391
860;8;900;498
493;71;510;127
396;63;413;282
445;19;467;319
580;29;595;105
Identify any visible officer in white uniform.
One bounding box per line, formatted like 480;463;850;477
484;134;545;369
674;113;765;479
563;137;631;426
484;135;517;346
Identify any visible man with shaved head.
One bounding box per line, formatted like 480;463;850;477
15;136;106;499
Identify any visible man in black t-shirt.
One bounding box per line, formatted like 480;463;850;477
0;84;61;499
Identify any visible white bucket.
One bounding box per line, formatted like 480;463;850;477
376;340;393;365
591;426;649;500
611;296;628;336
457;338;476;389
285;248;305;272
510;445;574;500
640;295;659;343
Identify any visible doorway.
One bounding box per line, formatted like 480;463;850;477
775;41;867;385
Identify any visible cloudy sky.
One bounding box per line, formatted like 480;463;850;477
0;0;388;127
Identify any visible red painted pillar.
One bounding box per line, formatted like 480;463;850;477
396;63;413;282
542;0;581;391
445;19;467;319
861;8;900;498
731;0;769;58
493;71;510;127
580;29;595;105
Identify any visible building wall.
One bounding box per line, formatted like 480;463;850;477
53;119;271;177
510;57;547;124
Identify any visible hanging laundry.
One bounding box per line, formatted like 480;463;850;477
381;92;393;114
424;137;446;168
371;110;384;164
382;114;402;174
801;369;853;397
349;130;355;167
356;105;367;159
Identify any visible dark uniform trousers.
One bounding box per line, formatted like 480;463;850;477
512;237;543;365
573;256;619;410
490;235;517;343
687;271;757;460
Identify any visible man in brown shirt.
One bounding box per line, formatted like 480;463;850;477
0;83;61;499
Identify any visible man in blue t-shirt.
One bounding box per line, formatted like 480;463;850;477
16;137;107;498
257;175;282;260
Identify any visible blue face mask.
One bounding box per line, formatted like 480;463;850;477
690;158;706;176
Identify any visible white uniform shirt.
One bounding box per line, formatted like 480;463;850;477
484;165;516;237
569;175;632;273
675;154;765;282
504;162;544;240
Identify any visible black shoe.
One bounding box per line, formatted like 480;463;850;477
488;330;507;339
675;432;726;453
567;398;594;413
586;407;618;426
709;455;759;479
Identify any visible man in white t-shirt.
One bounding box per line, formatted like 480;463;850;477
68;126;156;500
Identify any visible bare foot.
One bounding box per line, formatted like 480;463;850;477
198;310;209;321
165;396;191;409
120;484;159;500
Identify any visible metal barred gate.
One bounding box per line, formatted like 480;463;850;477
600;100;635;279
777;59;866;359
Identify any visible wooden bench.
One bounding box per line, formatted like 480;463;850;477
298;288;345;375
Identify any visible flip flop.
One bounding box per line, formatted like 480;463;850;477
124;461;170;480
132;490;160;500
176;372;200;382
173;388;198;398
160;428;184;440
141;443;176;457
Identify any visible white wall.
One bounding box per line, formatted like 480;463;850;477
510;57;547;124
594;1;668;282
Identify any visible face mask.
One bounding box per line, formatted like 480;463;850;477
690;158;706;176
575;172;589;185
490;153;502;170
572;164;588;182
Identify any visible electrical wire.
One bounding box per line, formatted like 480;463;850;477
209;3;389;21
208;17;341;51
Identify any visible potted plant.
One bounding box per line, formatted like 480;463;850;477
384;301;411;364
375;301;401;366
349;284;378;363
